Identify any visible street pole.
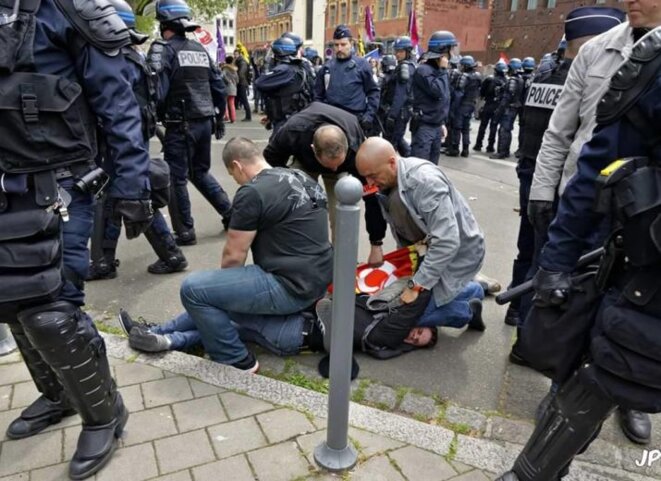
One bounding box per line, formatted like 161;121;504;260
0;324;17;356
314;175;362;472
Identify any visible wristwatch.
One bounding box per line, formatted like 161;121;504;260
407;279;425;292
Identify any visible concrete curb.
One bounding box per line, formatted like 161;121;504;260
102;333;658;481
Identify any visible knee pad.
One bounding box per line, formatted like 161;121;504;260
18;301;80;351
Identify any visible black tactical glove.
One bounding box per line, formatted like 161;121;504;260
532;267;571;308
360;119;374;136
114;199;153;240
527;200;555;233
214;115;225;140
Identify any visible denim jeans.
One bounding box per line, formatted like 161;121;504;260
417;281;484;328
180;265;313;364
153;310;305;356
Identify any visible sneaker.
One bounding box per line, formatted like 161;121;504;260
231;351;259;373
128;325;172;352
475;273;501;295
315;298;332;352
467;299;485;331
117;309;157;336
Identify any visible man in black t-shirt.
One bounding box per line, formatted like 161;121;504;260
123;137;333;372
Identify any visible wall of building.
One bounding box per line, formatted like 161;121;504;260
237;0;294;50
488;0;623;64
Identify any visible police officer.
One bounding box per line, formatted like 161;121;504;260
378;36;416;156
148;0;230;246
314;24;380;136
443;55;463;153
0;0;154;477
281;31;317;91
490;58;524;159
497;26;661;481
254;36;312;137
515;56;536;157
474;61;507;153
88;0;188;279
447;55;482;157
410;31;455;164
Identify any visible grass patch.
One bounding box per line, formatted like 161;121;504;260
394;387;410;408
351;379;372;403
94;320;125;337
447;422;472;435
125;353;139;363
446;434;458;461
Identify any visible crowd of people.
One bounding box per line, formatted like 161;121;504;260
1;0;661;478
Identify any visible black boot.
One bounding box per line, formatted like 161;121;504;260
144;225;189;274
6;324;76;439
467;299;485;331
446;149;460;157
18;302;128;480
504;305;520;326
86;257;119;281
147;251;188;274
461;149;469;158
618;408;651;445
174;229;197;246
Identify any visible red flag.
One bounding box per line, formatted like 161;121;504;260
498;52;509;64
408;6;419;49
364;6;376;42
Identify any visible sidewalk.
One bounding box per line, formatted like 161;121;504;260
0;334;657;481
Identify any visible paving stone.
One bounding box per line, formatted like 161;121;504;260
219;392;274;420
63;426;79;461
0;352;22;366
363;384;397;410
247;442;311;481
9;382;38;409
192;455;255;481
0;473;29;481
449;470;491;481
0;363;31;386
621;447;661;478
163;371;179;378
150;471;192;481
107;356;127;367
142;377;193;408
30;462;69;481
189;379;225;397
350;454;405;480
296;429;327;465
114;362;164;387
118;383;144;412
96;443;158;481
154;429;215;474
485;416;533;445
120;406;178;446
0;408;22;441
256;408;316;443
398;393;438;420
575;438;622;469
207;417;268;459
451;460;476;474
172;395;227;432
454;436;519;474
348;427;405;458
0;385;10;411
389;445;457;480
445;406;487;433
0;430;62;476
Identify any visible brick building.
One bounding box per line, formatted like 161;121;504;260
488;0;623;64
323;0;492;58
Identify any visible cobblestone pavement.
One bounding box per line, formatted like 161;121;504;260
1;335;659;481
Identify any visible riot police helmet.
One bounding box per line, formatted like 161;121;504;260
494;61;507;74
460;55;476;70
522;56;536;71
508;57;522;72
155;0;199;32
281;32;303;49
381;54;397;73
304;47;318;61
272;36;298;61
393;35;413;51
425;30;458;59
108;0;149;44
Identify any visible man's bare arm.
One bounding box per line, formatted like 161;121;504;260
221;229;257;268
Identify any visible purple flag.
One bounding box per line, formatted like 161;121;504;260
364;6;376;42
216;18;226;63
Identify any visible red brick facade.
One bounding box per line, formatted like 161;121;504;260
488;0;623;64
236;1;293;51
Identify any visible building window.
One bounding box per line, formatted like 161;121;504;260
510;0;518;10
340;2;347;23
229;36;234;45
229;19;234;28
224;35;228;44
405;0;412;15
595;0;605;3
329;4;336;26
527;0;537;9
378;0;386;20
390;0;399;18
351;0;358;23
222;19;227;27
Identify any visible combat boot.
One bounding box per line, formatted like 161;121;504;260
461;149;469;158
445;149;460;157
174;229;197;246
86;257;119;281
147;246;188;275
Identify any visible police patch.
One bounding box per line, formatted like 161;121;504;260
151;43;164;53
525;83;564;110
177;50;209;68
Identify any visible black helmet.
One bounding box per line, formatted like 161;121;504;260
272;37;298;60
108;0;148;44
381;54;397;73
155;0;199;32
281;32;303;49
426;30;457;59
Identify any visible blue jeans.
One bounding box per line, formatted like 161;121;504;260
180;265;313;364
417;281;485;328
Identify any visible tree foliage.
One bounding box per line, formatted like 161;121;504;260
129;0;234;21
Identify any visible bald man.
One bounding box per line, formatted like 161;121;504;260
356;138;486;331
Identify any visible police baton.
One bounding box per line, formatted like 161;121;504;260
495;247;604;305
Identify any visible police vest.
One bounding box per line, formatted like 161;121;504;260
263;62;310;124
0;0;98;174
163;37;215;120
503;76;525;109
460;71;482;106
519;60;571;159
123;47;157;141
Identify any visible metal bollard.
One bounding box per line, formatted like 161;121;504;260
314;175;362;472
0;324;17;356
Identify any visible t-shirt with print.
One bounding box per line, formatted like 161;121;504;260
229;167;333;301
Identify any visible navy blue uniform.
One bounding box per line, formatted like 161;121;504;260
379;60;415;156
449;71;482;153
314;54;379;126
474;73;506;151
410;61;450;163
495;74;524;157
149;34;230;236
